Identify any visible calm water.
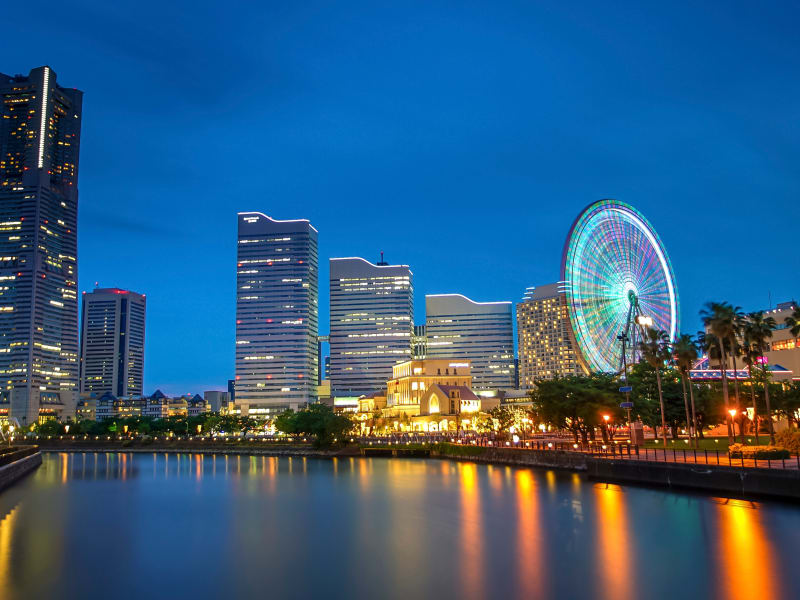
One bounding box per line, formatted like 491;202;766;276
1;453;799;600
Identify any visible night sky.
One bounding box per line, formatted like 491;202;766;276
5;1;798;394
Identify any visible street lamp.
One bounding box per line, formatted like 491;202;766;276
728;409;739;443
521;417;530;445
602;414;611;443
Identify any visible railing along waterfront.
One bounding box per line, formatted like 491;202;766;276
358;434;800;471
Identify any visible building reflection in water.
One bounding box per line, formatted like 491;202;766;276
2;453;796;600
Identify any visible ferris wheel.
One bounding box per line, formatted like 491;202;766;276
561;199;679;374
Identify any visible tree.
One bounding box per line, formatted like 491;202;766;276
672;334;699;447
533;374;621;444
740;336;762;443
744;311;778;443
638;328;671;447
700;301;740;443
774;381;800;431
274;404;354;448
785;304;800;338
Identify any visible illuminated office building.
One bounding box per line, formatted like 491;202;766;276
516;283;584;386
0;66;82;424
425;294;515;390
79;288;146;397
235;212;318;415
329;257;413;397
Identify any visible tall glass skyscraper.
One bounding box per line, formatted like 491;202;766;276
80;288;146;397
0;66;82;425
425;294;515;390
329;257;413;397
235;212;318;414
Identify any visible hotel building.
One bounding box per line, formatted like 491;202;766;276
425;294;515;390
0;66;82;424
79;288;146;397
235;212;319;415
516;283;584;386
329;257;413;397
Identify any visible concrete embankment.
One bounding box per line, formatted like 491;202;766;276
431;447;590;470
586;458;800;500
431;446;800;501
0;447;42;492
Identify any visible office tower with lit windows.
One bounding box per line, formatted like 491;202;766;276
79;288;146;397
0;66;82;425
516;283;584;386
235;212;319;415
329;257;413;397
425;294;515;390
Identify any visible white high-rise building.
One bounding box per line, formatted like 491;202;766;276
329;257;413;397
79;288;146;397
425;294;515;391
235;212;319;415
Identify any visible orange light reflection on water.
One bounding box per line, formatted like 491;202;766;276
593;484;635;600
715;499;781;600
515;469;547;599
458;463;485;600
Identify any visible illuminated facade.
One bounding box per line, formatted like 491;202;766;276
516;283;584;387
0;66;82;424
425;294;515;390
235;212;318;415
79;288;146;397
329;257;413;397
385;359;472;416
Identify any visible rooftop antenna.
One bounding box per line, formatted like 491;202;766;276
377;251;388;266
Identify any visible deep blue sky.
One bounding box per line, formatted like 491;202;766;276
6;1;799;394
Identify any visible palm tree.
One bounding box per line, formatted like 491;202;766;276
639;328;671;448
785;304;800;339
700;302;738;444
740;336;761;445
672;334;699;448
745;311;777;444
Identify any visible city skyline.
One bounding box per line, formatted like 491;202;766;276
2;1;798;393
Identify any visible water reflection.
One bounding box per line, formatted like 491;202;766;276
593;484;635;600
715;499;782;600
458;463;485;600
0;453;796;600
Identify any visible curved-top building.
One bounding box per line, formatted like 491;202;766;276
425;294;515;390
329;257;413;397
234;212;319;414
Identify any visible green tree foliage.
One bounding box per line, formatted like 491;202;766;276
274;404;354;447
532;374;621;443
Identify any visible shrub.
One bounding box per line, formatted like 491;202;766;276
728;444;790;460
774;430;800;455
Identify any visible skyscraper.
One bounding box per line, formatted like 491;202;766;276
235;212;318;415
0;66;82;425
516;283;584;386
329;257;413;397
79;288;146;397
425;294;515;390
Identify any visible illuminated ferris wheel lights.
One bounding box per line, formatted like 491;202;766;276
636;315;654;328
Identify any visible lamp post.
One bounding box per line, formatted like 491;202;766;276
603;414;610;443
728;409;739;443
522;417;530;445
